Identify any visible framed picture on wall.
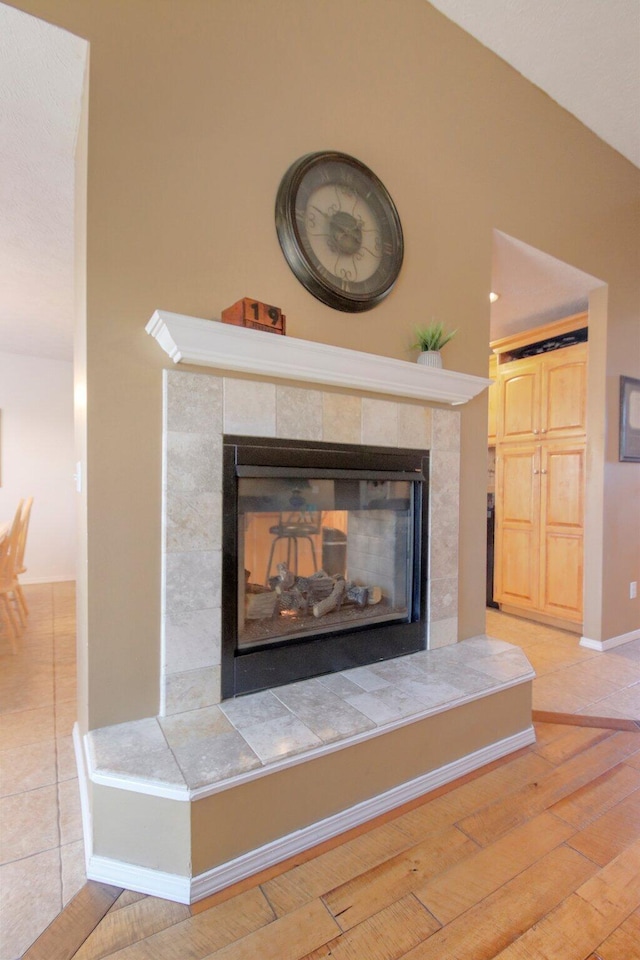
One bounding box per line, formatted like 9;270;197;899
619;376;640;462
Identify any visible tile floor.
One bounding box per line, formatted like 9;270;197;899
0;582;84;960
486;608;640;719
1;585;639;960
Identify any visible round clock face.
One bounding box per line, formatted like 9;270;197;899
275;152;404;312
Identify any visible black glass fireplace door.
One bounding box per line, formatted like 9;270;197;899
222;437;428;698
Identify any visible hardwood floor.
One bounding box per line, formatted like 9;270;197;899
23;718;640;960
5;593;640;960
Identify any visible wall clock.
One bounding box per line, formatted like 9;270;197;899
275;151;404;313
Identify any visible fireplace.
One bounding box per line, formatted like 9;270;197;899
222;436;429;697
158;358;470;719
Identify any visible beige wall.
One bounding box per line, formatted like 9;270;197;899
8;0;639;728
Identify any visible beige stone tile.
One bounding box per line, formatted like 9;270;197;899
540;661;621;706
165;490;221;552
609;639;640;662
240;713;321;763
517;641;594;677
53;632;77;663
567;653;640;689
0;784;59;864
166;726;261;788
161;703;235;746
165;607;221;674
56;735;78;782
19;584;54;620
429;513;459;583
165;368;223;434
362;397;398;447
58;778;83;846
430;452;459;522
223;377;276;436
0;660;54;714
165;549;221;618
430;577;458;621
54;658;77;704
61;838;87;907
52;578;76;603
0;739;57;798
274;680;375;743
577;682;640;720
322;392;361;445
164;665;221;714
398;403;432;450
276;385;323;440
429;618;458;649
5;630;54;665
0;704;55;751
0;636;18;658
88;717;186;787
55;698;77;740
165;431;222;497
53;614;76;638
431;408;461;450
52;598;76;621
531;672;597;714
0;847;61;960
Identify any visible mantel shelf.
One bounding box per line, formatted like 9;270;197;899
146;310;490;406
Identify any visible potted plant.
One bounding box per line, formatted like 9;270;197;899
411;321;457;368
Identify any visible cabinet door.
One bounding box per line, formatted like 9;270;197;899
497;358;540;442
494;444;540;609
540;343;588;440
539;443;585;622
488;355;498;444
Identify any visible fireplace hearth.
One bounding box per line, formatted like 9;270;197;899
222;437;429;697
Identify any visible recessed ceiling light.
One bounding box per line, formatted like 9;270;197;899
489;291;500;303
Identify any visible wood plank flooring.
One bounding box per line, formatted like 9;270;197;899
23;718;640;960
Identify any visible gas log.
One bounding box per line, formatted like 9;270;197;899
260;564;382;620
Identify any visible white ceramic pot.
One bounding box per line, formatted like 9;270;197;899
417;350;443;368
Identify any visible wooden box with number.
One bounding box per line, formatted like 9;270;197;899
221;298;286;335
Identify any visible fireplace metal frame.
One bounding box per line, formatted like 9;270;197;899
221;436;429;698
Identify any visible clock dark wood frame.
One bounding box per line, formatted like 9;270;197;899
275;151;404;313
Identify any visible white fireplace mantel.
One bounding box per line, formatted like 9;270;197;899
146;310;490;405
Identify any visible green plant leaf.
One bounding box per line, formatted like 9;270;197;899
411;322;457;352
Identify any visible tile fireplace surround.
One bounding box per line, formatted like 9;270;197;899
162;369;457;715
76;313;534;905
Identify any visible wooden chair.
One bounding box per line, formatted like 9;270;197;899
0;500;24;652
13;496;33;620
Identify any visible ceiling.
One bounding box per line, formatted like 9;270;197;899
0;1;637;362
429;0;640;171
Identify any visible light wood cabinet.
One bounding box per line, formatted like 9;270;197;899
494;441;585;624
491;316;588;630
539;443;585;622
494;443;540;610
487;354;498;445
497;342;587;443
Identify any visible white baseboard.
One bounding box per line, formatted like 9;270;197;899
82;725;535;904
580;627;640;651
88;855;191;902
73;723;93;871
22;575;76;585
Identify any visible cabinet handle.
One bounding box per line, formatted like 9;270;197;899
533;469;540;475
533;429;539;435
541;428;547;434
541;469;548;474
